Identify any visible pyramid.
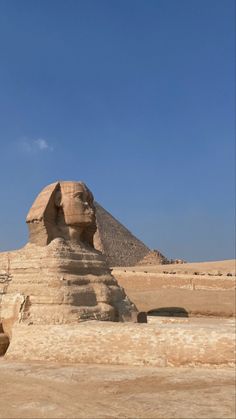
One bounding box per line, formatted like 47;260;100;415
137;249;169;265
94;202;152;266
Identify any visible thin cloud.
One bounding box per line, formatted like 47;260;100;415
35;138;50;150
20;138;54;153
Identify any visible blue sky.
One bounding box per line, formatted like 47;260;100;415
0;0;235;262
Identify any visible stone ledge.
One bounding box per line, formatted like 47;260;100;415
5;319;235;368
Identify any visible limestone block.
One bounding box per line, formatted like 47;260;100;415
1;293;25;337
5;320;235;367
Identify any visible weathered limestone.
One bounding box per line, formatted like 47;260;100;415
0;181;137;338
5;318;235;367
26;181;96;247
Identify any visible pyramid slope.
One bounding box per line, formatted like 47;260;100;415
94;202;151;266
137;250;169;265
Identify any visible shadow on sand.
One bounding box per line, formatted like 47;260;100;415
148;307;189;317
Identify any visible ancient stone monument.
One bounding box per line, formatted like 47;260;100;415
137;249;169;265
0;181;137;338
94;203;151;266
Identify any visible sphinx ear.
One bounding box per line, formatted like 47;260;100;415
26;181;60;246
54;189;62;207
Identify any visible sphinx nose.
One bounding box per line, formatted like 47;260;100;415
84;201;89;207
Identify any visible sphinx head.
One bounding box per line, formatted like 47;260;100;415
26;181;96;247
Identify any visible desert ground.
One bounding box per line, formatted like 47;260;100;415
0;359;235;419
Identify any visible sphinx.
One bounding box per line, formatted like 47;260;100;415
0;181;137;337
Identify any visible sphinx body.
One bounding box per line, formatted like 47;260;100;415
0;181;137;336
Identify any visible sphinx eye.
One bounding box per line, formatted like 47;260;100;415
74;192;84;201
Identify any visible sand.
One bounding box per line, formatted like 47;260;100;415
0;360;235;419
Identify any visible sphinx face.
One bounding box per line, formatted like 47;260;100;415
26;180;96;246
58;182;95;227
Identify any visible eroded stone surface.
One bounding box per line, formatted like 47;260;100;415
6;318;235;367
0;181;137;337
